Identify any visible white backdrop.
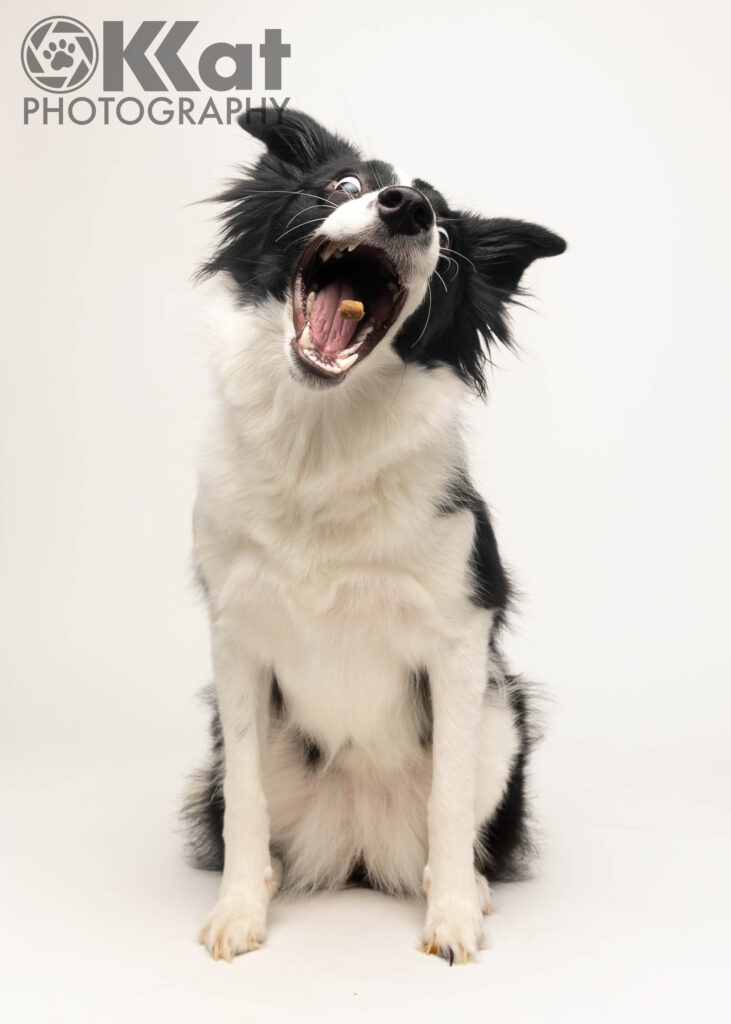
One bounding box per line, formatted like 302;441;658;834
1;1;730;1021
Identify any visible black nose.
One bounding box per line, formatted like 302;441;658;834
377;186;434;236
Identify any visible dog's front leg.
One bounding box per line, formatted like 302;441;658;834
198;620;272;961
422;616;491;964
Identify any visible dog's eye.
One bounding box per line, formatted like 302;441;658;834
437;226;450;250
335;175;362;196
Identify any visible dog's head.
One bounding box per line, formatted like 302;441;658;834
204;109;566;395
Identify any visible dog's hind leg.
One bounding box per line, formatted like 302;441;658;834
474;678;536;886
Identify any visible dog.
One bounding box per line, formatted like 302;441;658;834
182;108;565;965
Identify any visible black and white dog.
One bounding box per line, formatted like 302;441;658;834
183;109;565;965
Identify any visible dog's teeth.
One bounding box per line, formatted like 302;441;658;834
306;291;316;314
337;352;359;371
321;243;336;262
333;248;344;259
339;338;364;358
300;325;313;350
346;243;358;252
360;322;374;339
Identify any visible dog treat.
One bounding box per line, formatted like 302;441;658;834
338;299;365;321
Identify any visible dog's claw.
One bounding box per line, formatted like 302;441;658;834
421;938;474;965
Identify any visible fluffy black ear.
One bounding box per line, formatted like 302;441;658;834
463;216;567;294
238;107;360;171
423;216;565;396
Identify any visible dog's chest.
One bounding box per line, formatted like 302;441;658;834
270;595;418;758
209;462;475;755
238;504;449;751
196;392;478;755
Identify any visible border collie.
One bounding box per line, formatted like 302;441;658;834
182;108;565;965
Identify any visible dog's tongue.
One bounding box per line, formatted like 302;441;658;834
309;280;360;354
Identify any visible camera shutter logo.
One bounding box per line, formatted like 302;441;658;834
22;17;98;93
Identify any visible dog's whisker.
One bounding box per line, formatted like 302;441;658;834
439;255;460;283
368;160;386;192
410;282;433;350
231;188;338;210
432;268;449;293
443;246;477;273
275;217;328;244
281;203;335;232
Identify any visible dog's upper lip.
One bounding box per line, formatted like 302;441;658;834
290;236;406;383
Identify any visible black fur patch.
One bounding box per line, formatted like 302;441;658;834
270;674;285;717
346;856;372;888
180;687;225;872
439;468;512;611
301;733;323;769
410;668;433;748
474;678;541;880
392;184;566;396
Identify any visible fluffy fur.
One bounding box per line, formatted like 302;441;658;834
182;109;565;964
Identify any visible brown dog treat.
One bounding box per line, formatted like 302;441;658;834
338;300;365;321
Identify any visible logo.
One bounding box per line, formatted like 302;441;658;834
22;18;292;127
22;16;98;94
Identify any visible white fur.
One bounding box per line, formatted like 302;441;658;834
194;197;520;962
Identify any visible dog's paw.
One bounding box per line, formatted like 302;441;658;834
198;894;268;962
420;892;485;965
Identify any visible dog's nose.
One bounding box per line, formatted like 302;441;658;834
377;186;434;236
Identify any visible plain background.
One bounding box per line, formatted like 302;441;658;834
2;1;730;1021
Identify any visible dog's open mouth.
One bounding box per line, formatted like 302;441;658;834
291;238;407;381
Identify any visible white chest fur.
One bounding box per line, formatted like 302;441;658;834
195;283;480;756
195;395;477;765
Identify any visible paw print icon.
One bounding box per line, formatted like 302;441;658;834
44;39;76;71
22;17;98;93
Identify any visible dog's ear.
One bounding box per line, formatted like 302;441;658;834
462;216;566;294
434;216;566;396
238;107;360;170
